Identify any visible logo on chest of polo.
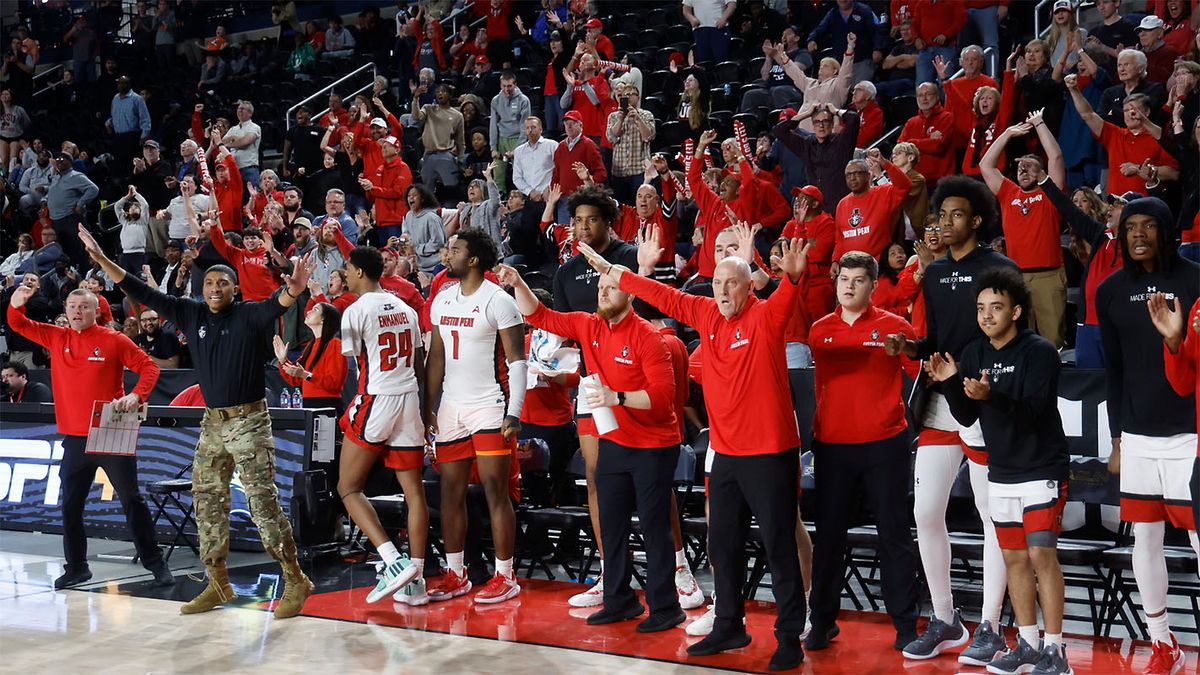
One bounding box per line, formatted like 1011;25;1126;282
87;346;105;362
614;345;634;365
729;327;750;350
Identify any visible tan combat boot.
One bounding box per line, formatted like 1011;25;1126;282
180;565;236;615
274;564;314;619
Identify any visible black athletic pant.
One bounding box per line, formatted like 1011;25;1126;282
595;440;681;614
809;432;919;633
60;435;162;571
709;449;806;635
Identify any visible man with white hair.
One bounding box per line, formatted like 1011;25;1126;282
1099;48;1166;127
938;45;997;148
1134;14;1180;84
222;99;262;187
850;81;884;147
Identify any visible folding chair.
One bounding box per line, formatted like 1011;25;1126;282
146;463;200;562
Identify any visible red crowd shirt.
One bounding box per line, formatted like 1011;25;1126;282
910;0;968;44
995;179;1064;270
306;291;358;315
170;383;206;406
613;175;677;265
520;331;579;427
212;154;244;232
856;100;885;148
380;275;429;332
620;272;802;456
279;337;347;399
527;304;680;448
689;157;753;278
873;261;923;319
97;294;114;325
208;223;280;301
811;304;915;444
368;156;413;226
551;135;607;197
1083;234;1122;326
7;304;159;436
1162;299;1200;457
834;161;912;260
785;213;837;317
898;105;956;184
659;325;689;425
570;74;611;138
1097;122;1179;197
944;73;999;146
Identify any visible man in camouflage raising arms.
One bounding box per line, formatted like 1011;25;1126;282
78;224;314;618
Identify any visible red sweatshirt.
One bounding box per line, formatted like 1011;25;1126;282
613;175;677;264
856;100;885;148
619;272;803;456
873;261;923;320
212;154;244;232
960;73;1016;175
736;160;792;231
1162;299;1200;457
521;331;579;427
898;105;956;184
279;337;347;399
944;73;1000;149
368;155;414;226
834;161;912;259
380;275;429;332
569;74;611;139
551;135;607;197
690;157;754;278
7;304;158;436
357;113;402;177
97;294;113;325
784;212;837;317
811;304;915;444
307;291;358;315
527;304;680;448
659;326;689;425
911;0;967;44
208;223;279;301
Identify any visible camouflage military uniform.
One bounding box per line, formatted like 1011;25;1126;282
194;405;299;568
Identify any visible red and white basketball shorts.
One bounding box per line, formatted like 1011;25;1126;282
1119;432;1197;529
436;400;516;463
989;479;1067;550
341;391;425;470
920;391;988;465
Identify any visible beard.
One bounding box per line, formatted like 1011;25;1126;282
596;300;629;321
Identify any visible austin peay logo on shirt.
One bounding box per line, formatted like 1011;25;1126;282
87;346;105;362
730;327;750;350
1128;285;1175;303
615;345;634;365
1009;192;1044;216
198;326;207;339
841;208;870;239
862;328;885;348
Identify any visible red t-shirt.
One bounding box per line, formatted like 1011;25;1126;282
834;162;912;260
520;331;579;427
527;304;679;448
620;272;802;456
995;179;1064;270
97;294;114;325
811;305;915;444
7;305;158;436
1098;122;1179;197
209;224;279;302
1083;235;1122;326
380;275;429;332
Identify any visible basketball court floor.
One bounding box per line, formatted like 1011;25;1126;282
2;530;1197;674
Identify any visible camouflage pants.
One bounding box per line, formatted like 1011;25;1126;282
194;407;298;569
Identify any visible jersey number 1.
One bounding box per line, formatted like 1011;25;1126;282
379;331;413;371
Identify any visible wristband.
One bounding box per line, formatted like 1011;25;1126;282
616;391;627;406
285;288;300;299
505;359;529;419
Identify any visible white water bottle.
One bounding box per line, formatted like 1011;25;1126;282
582;374;619;435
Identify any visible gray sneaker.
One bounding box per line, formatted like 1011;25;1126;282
987;637;1042;675
960;621;1009;666
1031;643;1073;675
902;609;970;660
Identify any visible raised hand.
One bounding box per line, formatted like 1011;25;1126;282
915;239;934;270
494;263;523;288
272;335;291;364
572;161;590;182
933;54;949;80
562;67;575;86
1147;292;1185;352
924;352;958;382
1006;121;1034;138
1064;73;1079;90
963;371;991;400
576;241;627;281
698;129;718;147
777;236;811;279
9;283;34;308
1025;108;1045;127
729;222;756;264
636;224;664;270
78;224;107;265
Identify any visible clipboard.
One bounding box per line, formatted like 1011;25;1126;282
85;401;148;456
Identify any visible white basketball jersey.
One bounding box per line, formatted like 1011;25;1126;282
430;279;523;408
341;290;421;395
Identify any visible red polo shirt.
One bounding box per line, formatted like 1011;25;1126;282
995;179;1064;270
527;304;679;448
1098;122;1178;197
7;304;158;436
620;272;802;456
810;304;915;444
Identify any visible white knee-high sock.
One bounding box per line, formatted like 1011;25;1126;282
1132;521;1170;644
969;460;1007;628
913;442;963;624
1190;530;1200;582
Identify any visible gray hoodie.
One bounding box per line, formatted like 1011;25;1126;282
115;193;150;253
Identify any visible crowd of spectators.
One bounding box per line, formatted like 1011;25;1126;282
0;0;1197;381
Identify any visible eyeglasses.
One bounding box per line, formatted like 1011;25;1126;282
812;118;833;126
844;170;868;177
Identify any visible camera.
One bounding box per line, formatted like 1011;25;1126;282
619;96;629;111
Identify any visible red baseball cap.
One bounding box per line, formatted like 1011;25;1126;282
563;110;583;123
585;18;602;29
475;55;490;66
779;107;797;122
791;185;823;204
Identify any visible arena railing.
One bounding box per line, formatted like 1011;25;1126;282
284;61;378;130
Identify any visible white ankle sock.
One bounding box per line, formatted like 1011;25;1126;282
495;557;514;578
1018;625;1040;647
378;541;400;565
447;551;464;576
1147;611;1171;645
675;548;688;568
410;557;424;577
1044;633;1062;648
